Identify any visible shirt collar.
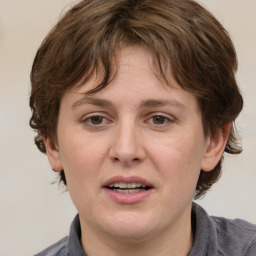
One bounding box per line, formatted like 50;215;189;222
188;202;219;256
68;214;87;256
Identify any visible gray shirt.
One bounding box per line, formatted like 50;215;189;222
34;203;256;256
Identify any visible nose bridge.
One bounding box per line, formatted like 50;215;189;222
110;117;144;164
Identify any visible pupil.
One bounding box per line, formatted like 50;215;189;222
153;116;165;124
91;116;103;124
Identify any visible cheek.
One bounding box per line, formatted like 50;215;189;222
58;133;107;183
150;133;205;187
58;136;107;208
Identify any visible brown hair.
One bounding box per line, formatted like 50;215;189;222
30;0;243;198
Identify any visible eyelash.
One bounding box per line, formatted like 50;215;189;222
82;114;111;127
81;113;174;128
146;114;173;126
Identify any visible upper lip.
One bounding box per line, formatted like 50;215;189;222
102;176;154;188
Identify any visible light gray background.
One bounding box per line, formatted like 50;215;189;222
0;1;255;255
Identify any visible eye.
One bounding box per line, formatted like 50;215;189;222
151;116;168;125
89;116;105;125
82;115;109;126
146;114;172;126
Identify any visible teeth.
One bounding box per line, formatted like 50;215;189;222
108;182;147;189
113;188;145;193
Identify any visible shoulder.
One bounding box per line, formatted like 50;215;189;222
191;203;256;256
212;216;256;255
34;236;68;256
33;214;85;256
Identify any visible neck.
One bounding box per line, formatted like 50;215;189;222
79;206;194;256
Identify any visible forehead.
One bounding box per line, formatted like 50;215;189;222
71;45;176;94
64;46;200;114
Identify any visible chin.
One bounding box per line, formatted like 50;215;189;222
100;211;159;240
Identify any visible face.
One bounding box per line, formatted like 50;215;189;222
45;46;224;242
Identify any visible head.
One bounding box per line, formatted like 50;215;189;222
30;0;243;199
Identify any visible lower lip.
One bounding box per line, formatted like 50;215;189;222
103;188;154;204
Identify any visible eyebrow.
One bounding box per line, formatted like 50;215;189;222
140;99;187;110
72;96;114;109
72;96;186;111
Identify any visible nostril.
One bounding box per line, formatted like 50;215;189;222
111;156;141;164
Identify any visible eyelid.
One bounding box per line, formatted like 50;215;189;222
148;112;174;120
145;112;175;125
81;111;110;119
81;112;112;126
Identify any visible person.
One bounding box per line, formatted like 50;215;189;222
29;0;256;255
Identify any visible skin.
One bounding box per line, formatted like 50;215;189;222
44;46;230;256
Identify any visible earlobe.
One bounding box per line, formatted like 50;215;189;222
201;122;231;172
43;136;63;172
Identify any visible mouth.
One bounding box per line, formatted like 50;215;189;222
102;176;154;204
106;182;151;193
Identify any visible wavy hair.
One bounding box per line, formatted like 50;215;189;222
30;0;243;198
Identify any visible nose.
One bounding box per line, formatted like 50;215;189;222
109;121;146;167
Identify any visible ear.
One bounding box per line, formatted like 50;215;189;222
43;136;63;172
201;122;231;172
